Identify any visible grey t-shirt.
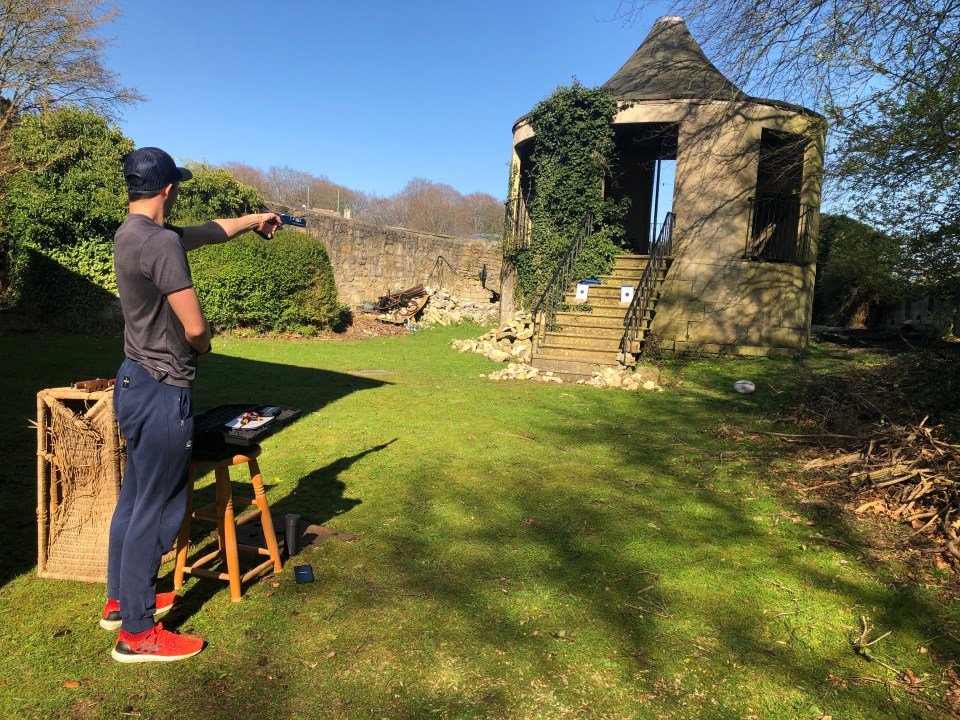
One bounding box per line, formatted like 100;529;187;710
114;213;197;387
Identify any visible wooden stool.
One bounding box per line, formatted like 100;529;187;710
174;445;283;601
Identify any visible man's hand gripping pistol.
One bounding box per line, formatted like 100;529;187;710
253;205;307;240
254;205;308;240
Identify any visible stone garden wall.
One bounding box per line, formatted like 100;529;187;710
288;208;502;308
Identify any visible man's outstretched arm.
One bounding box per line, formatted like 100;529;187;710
180;212;281;251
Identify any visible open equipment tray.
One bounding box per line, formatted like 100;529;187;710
192;403;302;455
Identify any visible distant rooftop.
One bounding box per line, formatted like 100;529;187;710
602;16;744;101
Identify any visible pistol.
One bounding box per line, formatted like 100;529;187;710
255;206;307;240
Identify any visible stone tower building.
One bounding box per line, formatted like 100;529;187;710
507;16;826;357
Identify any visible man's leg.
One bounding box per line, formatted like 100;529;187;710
106;434;137;603
107;358;139;604
115;363;194;634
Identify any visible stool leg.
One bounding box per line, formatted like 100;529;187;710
248;458;283;572
173;466;196;589
216;466;243;602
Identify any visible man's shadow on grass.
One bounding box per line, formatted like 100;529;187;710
159;350;394;609
270;438;397;524
164;439;396;627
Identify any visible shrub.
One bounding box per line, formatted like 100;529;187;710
0;107;131;330
168;163;263;225
813;214;906;326
190;229;341;334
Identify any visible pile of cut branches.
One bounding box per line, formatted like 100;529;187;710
774;349;960;560
800;420;960;558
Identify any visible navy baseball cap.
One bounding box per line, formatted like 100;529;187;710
123;147;192;191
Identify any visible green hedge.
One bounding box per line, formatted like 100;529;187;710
0;107;132;330
0;108;341;335
189;229;342;334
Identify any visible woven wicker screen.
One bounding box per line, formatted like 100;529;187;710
36;387;125;583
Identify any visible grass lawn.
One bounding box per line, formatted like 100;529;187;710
0;324;957;719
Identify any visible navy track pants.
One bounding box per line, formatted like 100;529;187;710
107;358;194;634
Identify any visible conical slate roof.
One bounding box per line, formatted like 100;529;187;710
602;16;744;101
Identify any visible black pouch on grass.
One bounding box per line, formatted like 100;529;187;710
294;565;314;583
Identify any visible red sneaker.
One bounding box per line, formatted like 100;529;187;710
111;622;204;663
99;591;177;630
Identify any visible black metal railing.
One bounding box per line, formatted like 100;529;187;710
621;212;675;355
503;195;533;253
745;197;815;264
628;221;670;255
530;213;594;352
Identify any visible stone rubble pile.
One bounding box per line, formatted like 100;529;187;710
482;363;563;383
422;286;500;326
576;365;663;391
481;362;663;390
449;311;534;364
448;310;664;391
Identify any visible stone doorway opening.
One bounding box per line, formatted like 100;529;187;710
606;122;679;254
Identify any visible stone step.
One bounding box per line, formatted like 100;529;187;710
608;260;648;272
553;314;627;331
533;343;621;362
613;254;651;268
607;265;668;279
557;302;626;314
531;355;619;381
613;252;672;262
611;258;671;276
529;363;599;382
541;332;622;350
568;272;667;297
562;296;633;310
565;291;630;304
599;273;645;284
554;307;627;327
550;315;626;331
570;284;632;292
526;254;669;375
548;319;625;335
563;288;664;307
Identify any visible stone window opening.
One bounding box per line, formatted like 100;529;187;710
747;128;812;264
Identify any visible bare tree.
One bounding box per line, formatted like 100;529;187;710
358;181;502;236
222;162;269;197
464;192;504;236
220;160;500;237
306;176;358;212
263;165;312;206
0;0;143;134
613;0;955;112
400;178;462;235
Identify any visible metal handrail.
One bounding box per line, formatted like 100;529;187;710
621;212;675;354
530;213;594;352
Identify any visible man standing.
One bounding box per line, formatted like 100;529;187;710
104;147;281;663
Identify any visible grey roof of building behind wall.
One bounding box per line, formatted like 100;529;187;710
602;16;745;101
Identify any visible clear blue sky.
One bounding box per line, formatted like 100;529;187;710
104;1;669;200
